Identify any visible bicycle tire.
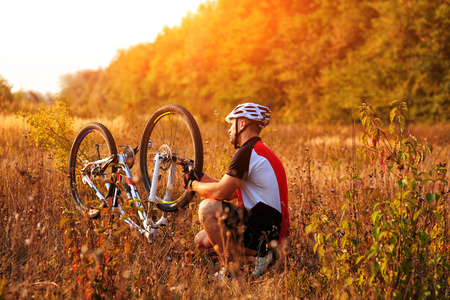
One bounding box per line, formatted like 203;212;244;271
139;104;203;212
68;122;118;212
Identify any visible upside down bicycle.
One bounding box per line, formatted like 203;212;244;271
68;104;203;239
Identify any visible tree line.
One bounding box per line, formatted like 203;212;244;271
2;0;449;124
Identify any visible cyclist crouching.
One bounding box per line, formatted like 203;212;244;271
183;103;290;279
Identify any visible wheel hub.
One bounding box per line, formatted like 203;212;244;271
159;144;173;171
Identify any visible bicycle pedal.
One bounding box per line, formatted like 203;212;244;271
87;201;107;219
87;209;101;219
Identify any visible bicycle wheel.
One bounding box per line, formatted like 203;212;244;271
139;104;203;212
69;122;118;212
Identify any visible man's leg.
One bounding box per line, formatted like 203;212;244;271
198;198;240;265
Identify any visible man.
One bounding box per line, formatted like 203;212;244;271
183;103;289;277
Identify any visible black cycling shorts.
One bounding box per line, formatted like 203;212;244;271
222;201;282;257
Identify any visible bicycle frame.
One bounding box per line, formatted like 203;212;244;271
80;149;174;240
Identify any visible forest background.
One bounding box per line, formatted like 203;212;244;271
1;0;450;298
1;0;449;124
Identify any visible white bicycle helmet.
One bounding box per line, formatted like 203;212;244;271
226;103;271;149
225;102;271;128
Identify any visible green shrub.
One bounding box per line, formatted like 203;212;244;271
22;99;74;172
308;101;449;299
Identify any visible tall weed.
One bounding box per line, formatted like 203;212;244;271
309;101;449;299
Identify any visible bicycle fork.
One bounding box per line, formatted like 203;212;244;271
146;153;176;238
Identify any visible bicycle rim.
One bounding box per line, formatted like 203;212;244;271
69;122;118;211
140;104;203;212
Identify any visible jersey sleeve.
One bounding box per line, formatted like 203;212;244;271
226;142;253;180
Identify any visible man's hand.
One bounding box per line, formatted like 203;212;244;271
180;159;203;189
183;169;201;189
179;159;194;174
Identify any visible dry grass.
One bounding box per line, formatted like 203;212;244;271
1;113;449;299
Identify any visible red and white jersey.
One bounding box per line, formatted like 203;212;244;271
226;137;290;240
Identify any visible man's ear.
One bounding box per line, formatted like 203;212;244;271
239;118;247;130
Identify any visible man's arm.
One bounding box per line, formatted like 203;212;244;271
191;174;242;201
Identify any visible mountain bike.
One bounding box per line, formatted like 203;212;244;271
68;104;203;239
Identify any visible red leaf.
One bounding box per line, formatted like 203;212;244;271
381;149;386;173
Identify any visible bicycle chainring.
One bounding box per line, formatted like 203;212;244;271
122;145;135;168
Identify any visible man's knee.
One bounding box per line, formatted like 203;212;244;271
198;198;222;223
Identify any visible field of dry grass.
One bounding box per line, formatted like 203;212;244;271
1;112;449;299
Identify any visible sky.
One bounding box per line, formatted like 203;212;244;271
0;0;207;95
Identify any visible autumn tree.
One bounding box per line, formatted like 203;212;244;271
59;0;450;124
0;75;14;113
